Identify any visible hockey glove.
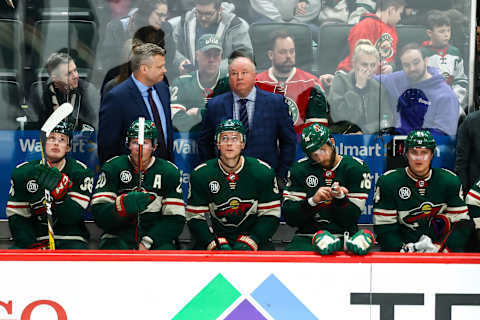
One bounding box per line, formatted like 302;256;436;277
312;230;341;255
115;192;155;217
401;235;439;253
206;237;232;250
232;235;258;251
34;164;72;200
346;229;375;255
28;239;50;250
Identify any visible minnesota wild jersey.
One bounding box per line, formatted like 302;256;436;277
373;167;471;251
283;155;371;236
170;69;227;132
465;176;480;230
186;156;281;249
6;159;93;248
91;155;185;248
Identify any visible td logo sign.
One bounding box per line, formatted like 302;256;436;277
0;300;67;320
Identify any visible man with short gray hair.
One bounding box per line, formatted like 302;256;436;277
28;52;99;132
98;43;174;164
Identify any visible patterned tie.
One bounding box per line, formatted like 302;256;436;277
147;88;168;159
238;98;249;135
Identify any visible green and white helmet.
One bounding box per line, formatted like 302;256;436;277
52;121;73;142
405;129;436;151
127;119;158;145
215;119;246;143
301;122;331;156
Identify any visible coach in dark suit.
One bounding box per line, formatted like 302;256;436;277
199;52;296;181
98;43;174;165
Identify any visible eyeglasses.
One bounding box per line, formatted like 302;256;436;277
194;8;217;18
218;135;242;145
46;136;68;145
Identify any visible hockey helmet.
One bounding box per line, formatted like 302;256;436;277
215;119;246;144
51;121;73;143
301;123;332;156
127;119;158;145
405;129;436;151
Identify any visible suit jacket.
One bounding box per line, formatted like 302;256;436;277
98;76;174;165
198;87;296;179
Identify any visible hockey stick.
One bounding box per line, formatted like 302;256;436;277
39;102;74;250
204;208;220;248
136;117;145;248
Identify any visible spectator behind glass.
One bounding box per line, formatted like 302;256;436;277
329;41;394;134
169;0;253;75
101;0;178;79
106;0;133;19
375;43;459;136
256;30;329;134
421;10;468;114
28;52;99;132
337;0;405;74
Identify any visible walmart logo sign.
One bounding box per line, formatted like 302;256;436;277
173;273;317;320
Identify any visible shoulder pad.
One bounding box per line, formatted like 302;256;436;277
16;161;29;169
105;155;120;164
74;159;88;170
441;168;458;177
298;157;308;163
256;159;272;170
383;169;396;176
193;163;207;172
352;156;365;165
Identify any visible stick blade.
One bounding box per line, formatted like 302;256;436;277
41;103;74;137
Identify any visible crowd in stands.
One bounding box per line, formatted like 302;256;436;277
1;0;479;252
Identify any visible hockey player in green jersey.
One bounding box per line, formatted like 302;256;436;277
7;121;93;249
91;119;185;250
170;34;228;132
283;123;374;255
462;177;480;251
374;130;473;252
186;119;281;250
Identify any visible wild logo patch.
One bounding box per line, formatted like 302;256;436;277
119;170;132;183
402;202;445;226
26;180;39;193
215;197;254;225
284;96;299;124
306;175;319;188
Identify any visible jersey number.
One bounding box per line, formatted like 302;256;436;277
80;177;94;193
360;173;371;190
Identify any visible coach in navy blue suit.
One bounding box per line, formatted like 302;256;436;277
98;43;174;165
199;53;296;180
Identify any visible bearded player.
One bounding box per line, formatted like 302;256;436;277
91;120;185;250
373;130;473;252
186;119;280;250
7;121;93;249
282;123;373;255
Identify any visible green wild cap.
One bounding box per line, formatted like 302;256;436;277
215;119;246;143
52;121;73;142
127;119;158;144
198;34;222;52
405;129;436;151
301;123;331;156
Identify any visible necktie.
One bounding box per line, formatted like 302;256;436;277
147;88;168;159
238;98;249;135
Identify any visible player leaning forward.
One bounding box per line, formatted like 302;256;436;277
7;121;93;249
282;123;374;255
91;120;185;250
186;119;281;250
374;130;473;252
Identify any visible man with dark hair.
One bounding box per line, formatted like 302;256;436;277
374;129;472;252
198;51;296;184
169;0;252;74
28;52;99;131
7;121;93;249
98;43;174;165
256;30;328;134
376;42;459;135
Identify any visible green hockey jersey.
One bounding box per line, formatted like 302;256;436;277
91;155;185;248
283;155;371;236
6;159;93;248
373;167;471;251
170;69;227;132
186;156;281;249
465;176;480;230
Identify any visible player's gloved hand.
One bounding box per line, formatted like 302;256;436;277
206;237;232;250
28;239;50;250
312;230;341;255
115;191;155;217
401;235;439;253
233;235;258;251
346;229;375;255
34;164;72;200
